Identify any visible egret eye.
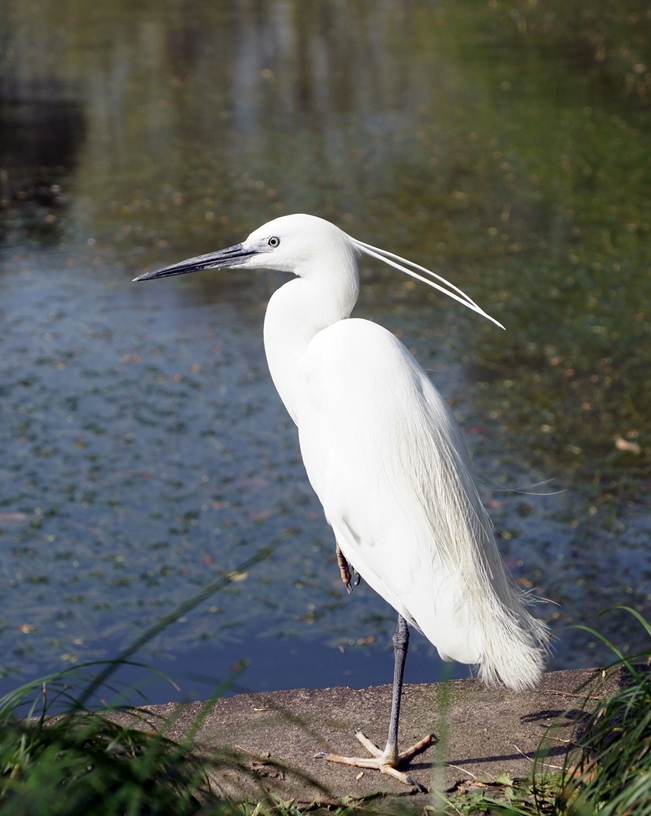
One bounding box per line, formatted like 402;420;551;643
267;236;280;248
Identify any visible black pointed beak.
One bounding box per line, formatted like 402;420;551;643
133;243;257;282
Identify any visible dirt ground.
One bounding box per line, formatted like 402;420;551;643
133;667;614;806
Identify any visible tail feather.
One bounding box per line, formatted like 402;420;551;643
399;367;550;691
476;590;550;691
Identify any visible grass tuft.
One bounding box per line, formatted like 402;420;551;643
552;608;651;816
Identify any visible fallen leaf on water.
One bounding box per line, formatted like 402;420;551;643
242;477;270;488
248;509;272;522
615;437;641;454
226;570;249;582
0;513;30;523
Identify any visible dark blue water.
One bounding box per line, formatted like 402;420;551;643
1;0;650;707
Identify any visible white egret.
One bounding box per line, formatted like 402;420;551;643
134;214;549;791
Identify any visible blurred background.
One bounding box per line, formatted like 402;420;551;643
0;0;649;703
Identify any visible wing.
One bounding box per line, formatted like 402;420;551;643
295;318;548;689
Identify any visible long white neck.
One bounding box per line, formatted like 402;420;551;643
263;254;359;423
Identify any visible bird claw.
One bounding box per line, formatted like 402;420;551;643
336;545;362;594
336;544;353;591
315;730;433;791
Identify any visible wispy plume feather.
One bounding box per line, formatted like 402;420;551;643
353;238;505;330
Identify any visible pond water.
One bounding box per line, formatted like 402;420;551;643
1;0;650;704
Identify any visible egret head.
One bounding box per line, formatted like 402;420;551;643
134;213;503;329
133;214;355;282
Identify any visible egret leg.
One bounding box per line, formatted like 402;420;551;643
315;614;434;791
385;614;410;763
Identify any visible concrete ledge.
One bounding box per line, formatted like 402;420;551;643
133;668;611;804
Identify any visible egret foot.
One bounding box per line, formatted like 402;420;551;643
335;543;360;594
336;543;354;594
315;730;434;791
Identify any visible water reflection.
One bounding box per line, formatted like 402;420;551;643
0;0;649;700
0;66;85;247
